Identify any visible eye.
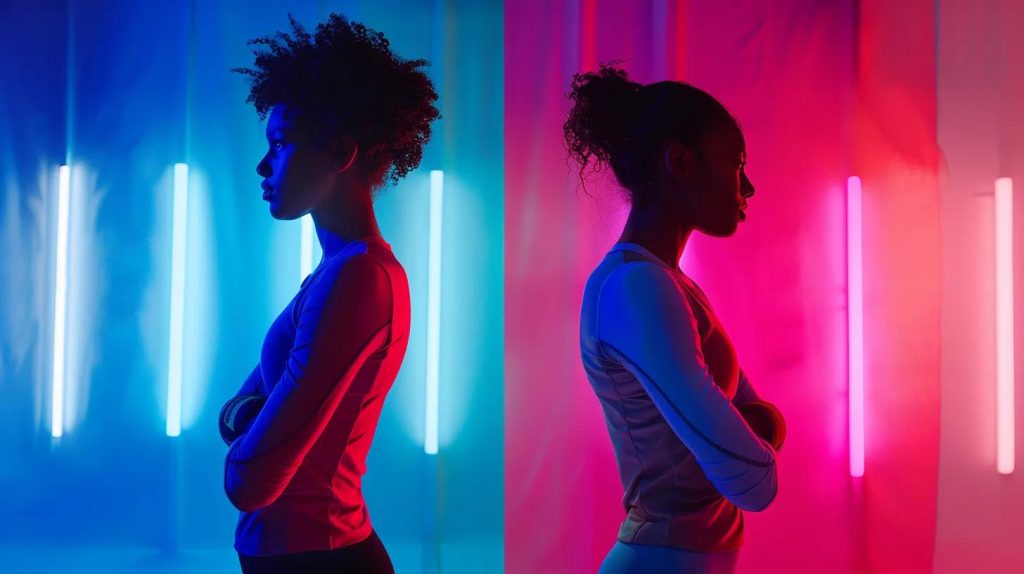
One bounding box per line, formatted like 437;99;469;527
271;141;285;151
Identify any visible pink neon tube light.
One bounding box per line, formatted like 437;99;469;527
848;176;864;478
996;177;1014;475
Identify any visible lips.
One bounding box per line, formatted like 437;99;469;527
262;183;274;201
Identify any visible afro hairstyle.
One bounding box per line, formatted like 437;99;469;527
233;13;441;189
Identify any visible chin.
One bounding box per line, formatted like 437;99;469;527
268;200;303;221
269;202;296;221
701;221;739;238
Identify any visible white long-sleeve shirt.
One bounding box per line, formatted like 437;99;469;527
580;242;779;552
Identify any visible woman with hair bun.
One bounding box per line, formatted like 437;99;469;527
217;13;439;573
570;65;785;573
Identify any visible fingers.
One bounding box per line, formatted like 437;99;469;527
219;394;267;446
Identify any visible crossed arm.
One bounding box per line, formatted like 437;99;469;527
222;255;393;512
596;262;780;511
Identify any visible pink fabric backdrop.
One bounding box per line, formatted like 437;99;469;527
934;1;1024;572
503;1;979;571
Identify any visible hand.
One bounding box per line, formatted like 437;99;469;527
219;394;266;446
736;400;786;452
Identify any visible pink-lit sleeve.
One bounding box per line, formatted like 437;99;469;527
224;254;392;512
596;262;778;512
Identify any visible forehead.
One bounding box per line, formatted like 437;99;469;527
265;103;304;136
703;124;746;156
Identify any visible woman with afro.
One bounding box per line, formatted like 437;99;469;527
570;65;786;573
217;14;439;573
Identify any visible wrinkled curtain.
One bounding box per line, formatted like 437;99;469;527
504;1;993;572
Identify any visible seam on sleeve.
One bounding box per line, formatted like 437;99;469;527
600;340;773;469
593;261;771;470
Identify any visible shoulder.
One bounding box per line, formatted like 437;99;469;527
331;252;392;288
304;252;395;310
598;259;683;304
592;259;699;335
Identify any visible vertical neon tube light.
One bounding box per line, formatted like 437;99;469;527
848;176;865;477
425;170;444;455
51;165;71;438
996;177;1015;475
166;163;189;437
301;214;315;282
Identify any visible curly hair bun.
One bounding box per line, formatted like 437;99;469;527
563;65;642;174
563;64;739;200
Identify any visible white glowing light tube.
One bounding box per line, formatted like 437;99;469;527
425;170;444;455
166;163;189;437
52;165;71;438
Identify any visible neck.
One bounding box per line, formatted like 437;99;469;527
618;202;693;269
310;185;382;260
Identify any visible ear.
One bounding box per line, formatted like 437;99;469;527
663;142;695;180
329;136;359;174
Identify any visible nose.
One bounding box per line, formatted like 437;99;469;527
741;171;755;199
257;154;271;178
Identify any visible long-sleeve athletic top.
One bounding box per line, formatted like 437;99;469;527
223;235;410;557
580;242;779;552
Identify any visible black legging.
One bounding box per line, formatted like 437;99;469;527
238;530;394;574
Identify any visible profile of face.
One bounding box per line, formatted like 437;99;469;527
662;124;755;238
256;103;354;220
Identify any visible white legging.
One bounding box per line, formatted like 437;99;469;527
599;542;739;574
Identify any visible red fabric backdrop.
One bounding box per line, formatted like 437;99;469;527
505;1;966;571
